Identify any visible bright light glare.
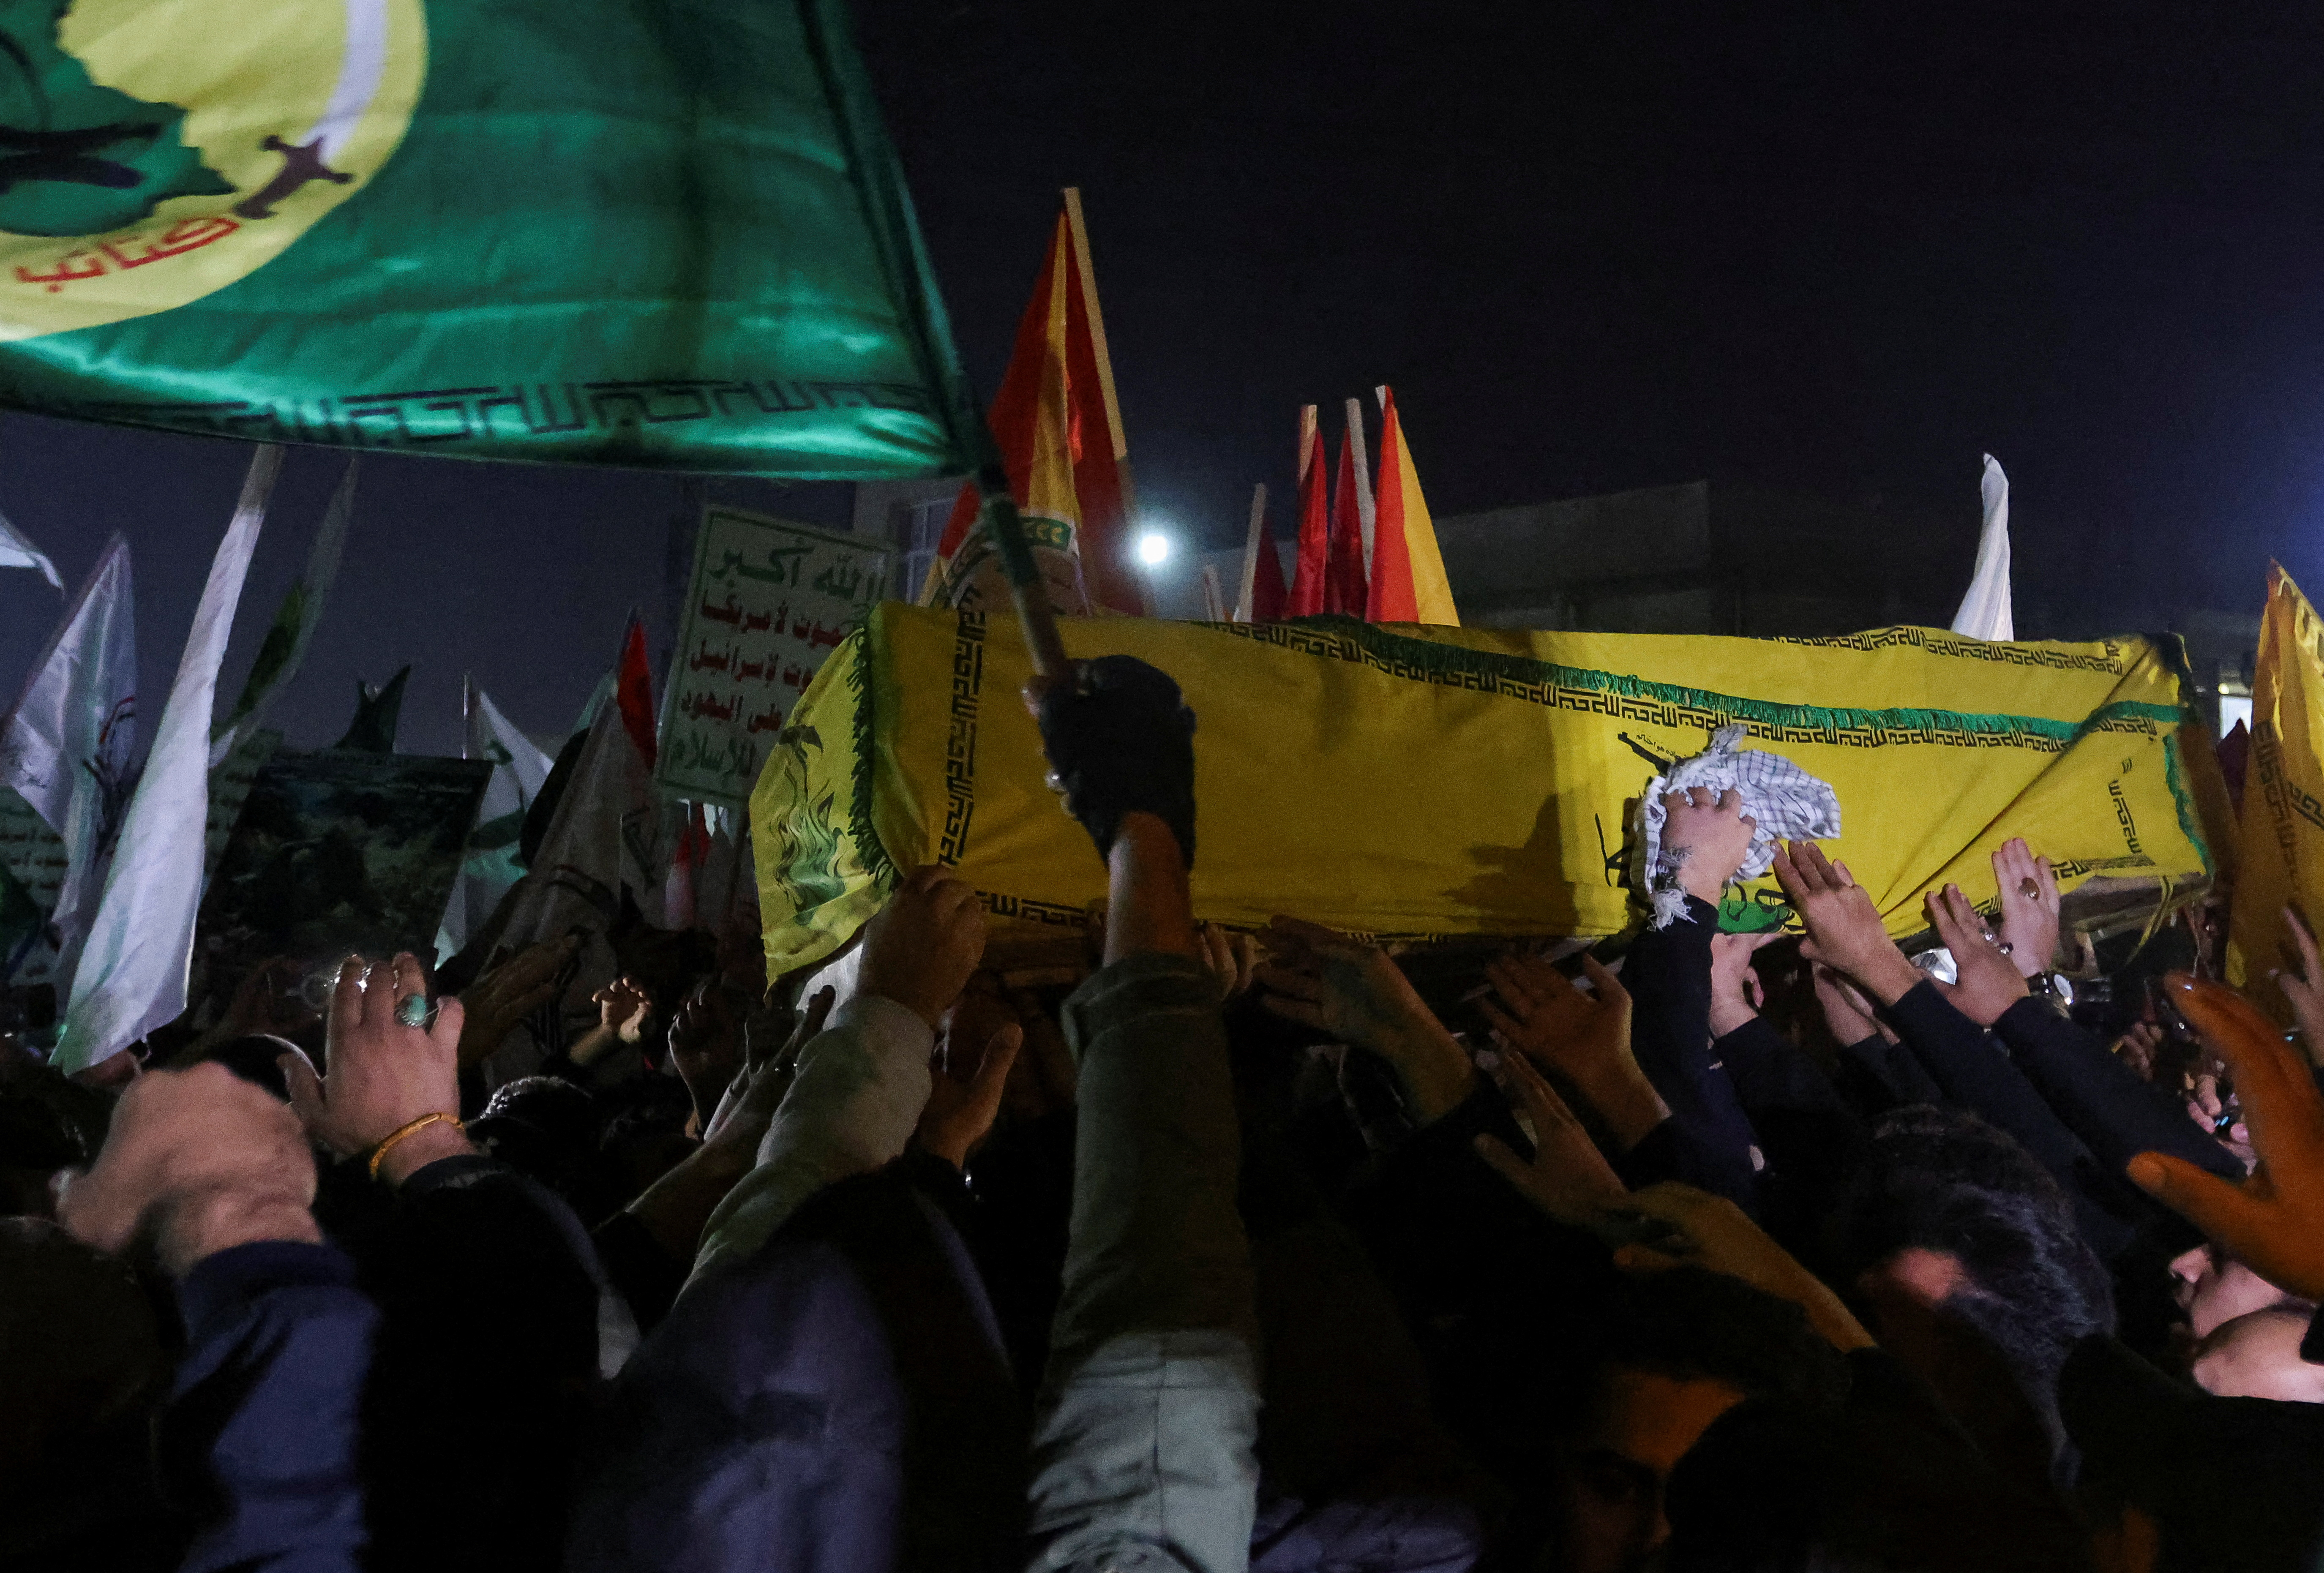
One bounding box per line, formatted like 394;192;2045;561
1135;531;1172;566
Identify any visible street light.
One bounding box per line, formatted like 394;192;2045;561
1135;530;1172;567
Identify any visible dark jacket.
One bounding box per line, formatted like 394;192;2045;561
163;1241;378;1573
566;1160;1029;1573
1622;899;1765;1210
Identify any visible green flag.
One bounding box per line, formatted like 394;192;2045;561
0;0;979;477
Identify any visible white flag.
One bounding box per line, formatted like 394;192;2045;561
0;510;61;591
475;687;660;1085
54;448;280;1072
213;457;357;766
1;537;136;979
1;536;134;831
1950;453;2014;641
439;679;557;956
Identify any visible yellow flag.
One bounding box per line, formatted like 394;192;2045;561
1367;386;1460;625
2227;565;2324;1014
755;605;2215;976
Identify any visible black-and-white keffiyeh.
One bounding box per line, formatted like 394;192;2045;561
1632;724;1842;928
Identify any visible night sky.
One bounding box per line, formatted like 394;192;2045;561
5;1;2324;758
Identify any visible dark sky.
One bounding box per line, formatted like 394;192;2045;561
6;0;2324;756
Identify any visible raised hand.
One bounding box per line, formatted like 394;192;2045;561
218;955;321;1041
856;866;989;1029
1028;654;1198;868
1923;884;2030;1027
1707;931;1779;1038
593;976;654;1043
1811;962;1888;1046
59;1061;321;1276
2129;973;2324;1300
703;984;833;1154
1257;915;1473;1123
1772;841;1921;1005
1481;949;1666;1149
2113;1019;2164;1080
1659;787;1758;904
1992;838;2061;979
667;979;749;1133
627;984;840;1262
279;954;472;1186
1608;1182;1877;1352
917;1022;1023;1169
1472;1048;1629;1224
1198;922;1257;1003
2274;906;2324;1070
1000;987;1078;1123
454;936;574;1073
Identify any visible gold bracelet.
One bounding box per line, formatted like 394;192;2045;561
366;1111;464;1182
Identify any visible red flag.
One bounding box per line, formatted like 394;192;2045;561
1286;424;1331;617
616;614;657;772
663;801;711;929
1326;432;1368;615
921;193;1140;613
1367;390;1417;622
1249;504;1288;621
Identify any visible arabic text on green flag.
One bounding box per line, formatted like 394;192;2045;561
0;0;979;477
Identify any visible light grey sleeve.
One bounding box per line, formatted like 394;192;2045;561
1027;1329;1260;1573
1026;953;1260;1573
682;992;933;1289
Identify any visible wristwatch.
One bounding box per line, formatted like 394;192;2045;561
2025;971;2074;1007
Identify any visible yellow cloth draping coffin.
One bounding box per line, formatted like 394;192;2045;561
753;605;2222;977
2227;565;2324;1017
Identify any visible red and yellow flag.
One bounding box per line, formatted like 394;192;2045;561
1286;421;1332;618
921;191;1139;614
1326;429;1369;615
1366;386;1460;625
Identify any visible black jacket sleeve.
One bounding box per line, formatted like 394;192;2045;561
1991;998;2245;1182
1711;1017;1867;1254
1883;982;2149;1259
163;1242;378;1573
1883;981;2100;1183
1620;899;1764;1210
1831;1029;1945;1117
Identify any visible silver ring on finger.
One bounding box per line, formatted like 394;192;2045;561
394;992;434;1029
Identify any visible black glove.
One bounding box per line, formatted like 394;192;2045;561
1035;655;1197;868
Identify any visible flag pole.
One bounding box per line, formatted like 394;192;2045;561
974;463;1072;681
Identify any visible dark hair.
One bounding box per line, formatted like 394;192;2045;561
1589;1266;1852;1417
468;1075;604;1198
1832;1107;2114;1468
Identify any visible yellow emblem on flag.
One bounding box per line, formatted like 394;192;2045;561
0;0;426;340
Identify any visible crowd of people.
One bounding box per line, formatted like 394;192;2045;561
7;649;2324;1573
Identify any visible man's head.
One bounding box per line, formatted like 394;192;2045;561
1835;1108;2114;1476
1554;1268;1849;1573
2190;1305;2324;1402
2170;1241;2306;1339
